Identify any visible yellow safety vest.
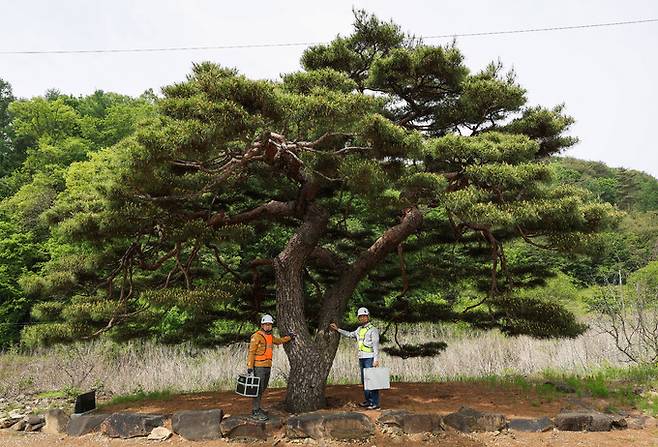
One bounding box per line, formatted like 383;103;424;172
357;325;373;353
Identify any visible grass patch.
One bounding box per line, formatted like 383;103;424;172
99;390;174;408
35;390;69;399
447;365;658;415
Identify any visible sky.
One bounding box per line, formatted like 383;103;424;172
1;0;657;177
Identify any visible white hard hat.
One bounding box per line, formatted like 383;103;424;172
261;314;274;324
357;307;370;316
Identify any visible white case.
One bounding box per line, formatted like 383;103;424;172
363;367;391;390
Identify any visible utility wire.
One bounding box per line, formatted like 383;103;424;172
0;18;656;55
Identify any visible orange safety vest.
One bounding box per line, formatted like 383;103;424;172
254;331;273;362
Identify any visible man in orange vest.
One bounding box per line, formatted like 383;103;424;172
247;314;293;421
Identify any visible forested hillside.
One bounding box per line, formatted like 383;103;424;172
0;81;156;345
549;157;658;285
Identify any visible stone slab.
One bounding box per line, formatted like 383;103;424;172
100;413;164;438
172;409;223;441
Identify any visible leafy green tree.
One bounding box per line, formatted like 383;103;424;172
24;12;617;412
550;158;658;284
0;216;43;345
0;78;18;180
0;90;155;347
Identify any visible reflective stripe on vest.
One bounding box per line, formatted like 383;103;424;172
357;325;373;353
254;331;273;361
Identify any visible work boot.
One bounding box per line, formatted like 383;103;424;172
367;404;380;410
358;401;371;408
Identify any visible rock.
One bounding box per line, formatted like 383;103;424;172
558;384;577;393
9;410;26;419
172;409;223;441
43;409;70;434
508;417;554;432
589;414;616;431
287;411;374;441
555;413;593;431
627;416;647;430
0;417;20;429
220;416;267;441
555;412;626;432
147;426;172;441
24;415;44;425
544;381;577;393
100;413;165;438
610;414;628;429
444;407;507;433
25;422;45;432
378;409;444;434
265;416;285;437
11;419;27;431
627;415;658;430
66;414;111;436
323;413;375;440
286;412;325;440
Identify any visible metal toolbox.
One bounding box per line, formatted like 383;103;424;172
235;374;261;397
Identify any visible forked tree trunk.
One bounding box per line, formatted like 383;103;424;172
276;206;423;413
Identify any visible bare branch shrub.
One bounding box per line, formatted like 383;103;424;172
587;280;658;364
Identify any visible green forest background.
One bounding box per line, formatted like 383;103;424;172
1;76;657;349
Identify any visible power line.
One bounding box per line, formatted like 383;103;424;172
423;18;658;39
0;18;656;55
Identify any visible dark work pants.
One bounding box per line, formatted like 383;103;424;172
359;357;380;406
252;366;271;411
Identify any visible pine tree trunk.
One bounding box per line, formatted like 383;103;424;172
283;344;333;412
275;257;331;412
273;203;333;413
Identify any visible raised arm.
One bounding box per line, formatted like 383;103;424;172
337;327;357;339
330;322;357;339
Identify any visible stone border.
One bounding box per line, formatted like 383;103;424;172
3;406;655;442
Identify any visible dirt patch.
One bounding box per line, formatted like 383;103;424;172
3;429;658;447
98;382;592;418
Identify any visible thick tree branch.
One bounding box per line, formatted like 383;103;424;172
318;207;424;327
206;200;297;228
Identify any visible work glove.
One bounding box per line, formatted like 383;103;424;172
247;368;254;376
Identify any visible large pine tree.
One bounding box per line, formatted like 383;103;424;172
25;12;618;412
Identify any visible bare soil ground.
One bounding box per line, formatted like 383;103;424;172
2;382;657;446
94;382;593;417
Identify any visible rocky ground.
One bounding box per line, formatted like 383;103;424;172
1;382;657;446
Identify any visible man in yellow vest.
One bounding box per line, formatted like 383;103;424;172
247;314;292;421
330;307;381;410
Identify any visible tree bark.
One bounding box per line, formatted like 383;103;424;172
273;203;331;412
